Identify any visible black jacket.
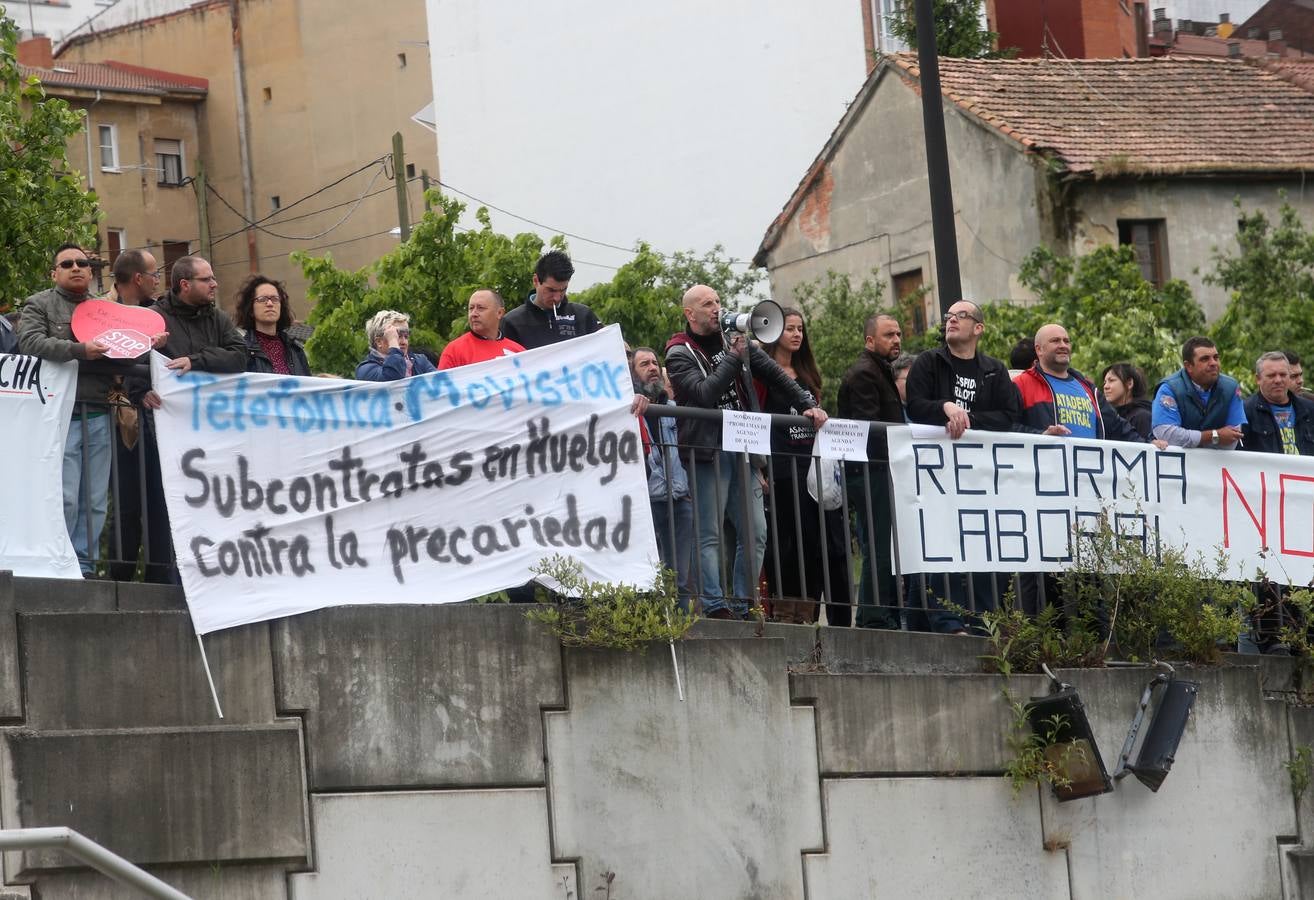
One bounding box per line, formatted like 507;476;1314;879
664;328;815;462
128;292;245;401
905;344;1020;431
1117;398;1153;440
501;293;601;349
1242;391;1314;455
244;329;312;376
837;349;903;460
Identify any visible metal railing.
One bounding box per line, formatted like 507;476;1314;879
0;827;191;899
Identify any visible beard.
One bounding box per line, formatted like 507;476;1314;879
637;379;664;401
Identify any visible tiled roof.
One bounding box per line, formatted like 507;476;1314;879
756;54;1314;263
889;54;1314;177
1263;58;1314;92
19;60;207;96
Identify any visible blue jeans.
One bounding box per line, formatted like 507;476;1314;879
62;410;112;575
689;455;767;616
651;497;694;610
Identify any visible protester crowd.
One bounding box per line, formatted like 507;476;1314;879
10;242;1313;653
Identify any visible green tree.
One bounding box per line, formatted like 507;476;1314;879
887;0;1005;59
296;197;761;375
570;243;764;356
1;10;100;308
1207;198;1314;390
978;244;1204;383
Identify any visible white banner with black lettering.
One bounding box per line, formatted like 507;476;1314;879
150;325;659;634
0;355;80;578
888;425;1314;582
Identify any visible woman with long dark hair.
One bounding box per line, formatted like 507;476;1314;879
234;274;311;376
1100;361;1152;439
756;308;852;625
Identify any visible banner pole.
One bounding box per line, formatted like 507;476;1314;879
665;609;684;702
195;632;225;719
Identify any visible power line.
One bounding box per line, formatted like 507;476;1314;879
437;180;754;267
213;227;398;270
207;164;388;242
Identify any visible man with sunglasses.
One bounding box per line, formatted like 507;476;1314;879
19;244;122;575
904;299;1020;634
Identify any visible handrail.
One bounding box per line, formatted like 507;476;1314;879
0;827;192;900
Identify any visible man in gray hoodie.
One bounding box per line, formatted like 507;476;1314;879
18;244;129;575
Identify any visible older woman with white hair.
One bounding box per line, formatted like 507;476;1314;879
355;309;436;381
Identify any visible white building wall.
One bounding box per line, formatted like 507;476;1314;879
425;0;869;289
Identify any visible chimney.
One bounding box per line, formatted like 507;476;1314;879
1153;10;1172;35
17;36;53;69
1228;40;1242;57
1220;13;1230;23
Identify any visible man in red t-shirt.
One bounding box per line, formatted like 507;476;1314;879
438;289;525;369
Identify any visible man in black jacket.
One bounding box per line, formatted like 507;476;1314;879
665;284;826;618
501;251;602;349
134;255;245;582
905;300;1020;633
837;314;904;629
1243;351;1314;456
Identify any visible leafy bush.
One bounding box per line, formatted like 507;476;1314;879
524;556;696;651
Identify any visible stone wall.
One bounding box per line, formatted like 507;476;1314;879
1;573;1311;898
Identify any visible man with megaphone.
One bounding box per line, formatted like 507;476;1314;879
665;284;827;619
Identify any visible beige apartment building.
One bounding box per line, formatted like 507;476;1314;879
17;37;206;294
56;0;436;318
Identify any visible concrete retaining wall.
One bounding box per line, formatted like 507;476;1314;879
1;576;1311;898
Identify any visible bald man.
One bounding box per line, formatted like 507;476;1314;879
1014;323;1149;444
665;284;826;619
439;290;526;369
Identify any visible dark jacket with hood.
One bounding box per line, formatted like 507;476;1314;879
1116;399;1153;440
905;344;1020;431
501;292;601;349
1242;390;1314;455
128;291;245;402
837;348;903;461
1014;364;1145;442
664;327;815;463
244;329;311;376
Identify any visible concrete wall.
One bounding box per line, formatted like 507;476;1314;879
762;68;1051;319
1069;177;1314;321
3;574;1314;898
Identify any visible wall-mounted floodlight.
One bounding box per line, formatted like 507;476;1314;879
1113;660;1198;792
1028;665;1114;802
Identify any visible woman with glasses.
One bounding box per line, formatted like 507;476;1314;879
234;275;311;376
356;309;436;381
755;308;852;626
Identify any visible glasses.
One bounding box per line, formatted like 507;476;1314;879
186;275;218;283
57;259;91;269
943;311;980;324
255;296;282;305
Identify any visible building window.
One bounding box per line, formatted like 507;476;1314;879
98;124;119;171
398;52;407;68
106;228;126;267
162;240;190;285
406;163;416;178
155;139;184;186
1117;219;1169;286
893;268;927;334
271;195;281;210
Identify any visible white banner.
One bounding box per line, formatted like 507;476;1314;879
0;355;80;578
889;426;1314;582
150;326;659;634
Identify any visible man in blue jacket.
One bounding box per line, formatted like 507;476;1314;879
1152;337;1246;449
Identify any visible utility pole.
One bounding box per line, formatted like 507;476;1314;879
392;132;410;241
420;169;431;212
913;0;962;315
193;162;212;260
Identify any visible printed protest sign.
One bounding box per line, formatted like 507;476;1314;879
888;427;1314;582
721;410;771;455
815;418;869;462
149;326;660;634
71;299;165;360
0;355;80;577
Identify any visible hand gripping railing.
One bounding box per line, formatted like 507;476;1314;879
0;827;191;899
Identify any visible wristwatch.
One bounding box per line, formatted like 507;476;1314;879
1210;429;1220;446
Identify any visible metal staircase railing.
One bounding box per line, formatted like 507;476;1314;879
0;827;191;899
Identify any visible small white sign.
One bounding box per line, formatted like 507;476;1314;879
721;410;772;455
815;418;869;461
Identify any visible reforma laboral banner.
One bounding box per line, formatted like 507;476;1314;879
888;425;1314;582
150;326;659;634
0;354;80;578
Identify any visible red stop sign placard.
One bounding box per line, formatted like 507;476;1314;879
71;299;166;360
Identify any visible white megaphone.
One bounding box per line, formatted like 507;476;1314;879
719;299;785;344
